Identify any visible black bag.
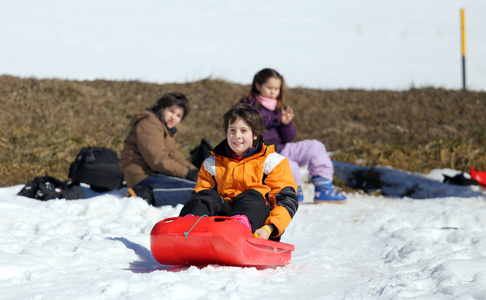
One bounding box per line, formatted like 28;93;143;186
68;146;125;192
17;176;84;200
190;139;213;169
443;173;479;186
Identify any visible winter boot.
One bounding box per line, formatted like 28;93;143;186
231;214;252;231
311;176;346;204
296;186;304;202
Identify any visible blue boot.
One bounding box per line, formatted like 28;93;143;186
311;176;346;203
296;186;304;202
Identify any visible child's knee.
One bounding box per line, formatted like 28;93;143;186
310;139;327;152
235;189;265;201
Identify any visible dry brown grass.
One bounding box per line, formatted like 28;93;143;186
1;75;485;187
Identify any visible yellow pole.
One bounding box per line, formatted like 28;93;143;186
461;8;466;90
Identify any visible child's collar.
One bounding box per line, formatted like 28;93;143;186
226;140;261;160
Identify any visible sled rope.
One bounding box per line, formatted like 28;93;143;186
184;214;208;237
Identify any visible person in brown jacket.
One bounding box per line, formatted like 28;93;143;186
119;92;199;206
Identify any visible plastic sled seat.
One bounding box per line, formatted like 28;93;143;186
150;216;295;267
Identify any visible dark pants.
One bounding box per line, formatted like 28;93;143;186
137;173;196;207
179;189;270;233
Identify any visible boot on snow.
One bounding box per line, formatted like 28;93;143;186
311;176;346;204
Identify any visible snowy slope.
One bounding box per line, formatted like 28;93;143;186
1;165;486;299
1;0;486;299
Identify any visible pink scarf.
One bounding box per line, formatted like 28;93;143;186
256;95;278;111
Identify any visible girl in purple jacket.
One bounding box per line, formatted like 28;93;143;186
241;68;346;203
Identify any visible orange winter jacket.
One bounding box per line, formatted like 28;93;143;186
195;140;298;237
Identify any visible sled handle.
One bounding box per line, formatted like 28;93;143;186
184;215;208;237
161;217;180;223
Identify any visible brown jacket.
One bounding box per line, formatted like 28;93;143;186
119;109;196;188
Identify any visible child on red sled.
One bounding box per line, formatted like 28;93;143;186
179;103;298;240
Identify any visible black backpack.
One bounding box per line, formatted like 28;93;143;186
190;139;213;169
17;176;84;200
68;146;125;192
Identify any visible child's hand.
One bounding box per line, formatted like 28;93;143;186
281;106;294;124
254;225;273;239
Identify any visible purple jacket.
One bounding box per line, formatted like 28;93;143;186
243;98;297;152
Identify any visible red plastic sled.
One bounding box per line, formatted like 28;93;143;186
471;167;486;187
150;216;295;267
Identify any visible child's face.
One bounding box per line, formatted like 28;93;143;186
256;77;281;100
227;117;257;157
160;104;184;128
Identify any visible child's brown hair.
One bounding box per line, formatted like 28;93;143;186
223;103;266;141
152;92;190;119
246;68;286;112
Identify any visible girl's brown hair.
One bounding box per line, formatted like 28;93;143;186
223;103;265;141
243;68;286;113
152;92;190;119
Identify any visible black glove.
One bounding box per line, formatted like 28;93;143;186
186;169;199;182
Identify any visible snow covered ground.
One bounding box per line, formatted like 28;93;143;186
1;165;486;299
2;1;486;299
